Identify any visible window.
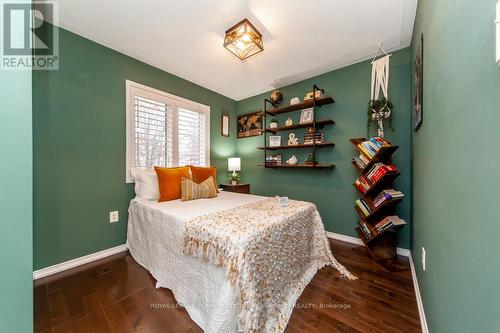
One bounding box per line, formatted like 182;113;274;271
126;80;210;182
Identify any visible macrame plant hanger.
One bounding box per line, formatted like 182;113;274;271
370;43;392;137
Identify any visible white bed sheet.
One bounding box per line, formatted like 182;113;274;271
126;191;265;333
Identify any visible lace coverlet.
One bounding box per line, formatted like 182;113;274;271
184;197;356;333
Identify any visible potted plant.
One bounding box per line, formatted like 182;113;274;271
367;97;394;137
269;118;278;129
305;152;315;165
228;171;241;185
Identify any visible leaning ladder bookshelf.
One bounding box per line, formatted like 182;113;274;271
350;137;406;262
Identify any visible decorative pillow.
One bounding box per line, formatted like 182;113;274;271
130;167;160;201
181;176;217;201
154;166;191;202
190;165;219;192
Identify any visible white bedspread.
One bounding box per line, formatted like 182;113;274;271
127;192;265;333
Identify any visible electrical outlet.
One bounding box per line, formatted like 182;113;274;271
109;211;119;223
422;247;426;271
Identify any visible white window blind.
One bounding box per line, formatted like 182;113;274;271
126;80;210;183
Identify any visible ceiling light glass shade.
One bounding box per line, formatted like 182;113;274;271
224;19;263;60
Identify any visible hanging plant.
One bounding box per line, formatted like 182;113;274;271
367;97;394;137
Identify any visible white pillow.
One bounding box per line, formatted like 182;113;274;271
130;167;160;201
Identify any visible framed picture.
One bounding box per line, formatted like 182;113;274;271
221;114;230;137
299;108;314;124
269;135;281;147
414;33;423;131
237;111;263;138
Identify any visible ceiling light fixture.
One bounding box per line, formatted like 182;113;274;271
223;18;263;60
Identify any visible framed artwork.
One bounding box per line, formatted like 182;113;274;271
299;108;314;124
414;33;423;131
221;114;230;137
269;135;282;147
237;111;263;138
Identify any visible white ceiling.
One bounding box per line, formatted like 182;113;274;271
55;0;417;101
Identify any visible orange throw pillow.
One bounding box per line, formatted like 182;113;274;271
190;166;218;192
154;166;191;202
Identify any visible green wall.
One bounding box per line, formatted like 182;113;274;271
0;5;33;331
34;26;414;271
33;26;237;269
236;48;412;249
411;0;500;331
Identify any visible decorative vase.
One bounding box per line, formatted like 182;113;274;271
269;119;278;128
231;180;237;185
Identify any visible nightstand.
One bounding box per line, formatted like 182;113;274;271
219;183;250;194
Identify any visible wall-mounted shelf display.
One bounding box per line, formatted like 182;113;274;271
257;142;335;150
265;96;335;116
264;119;335;134
350;137;406;263
259;85;335;169
258;164;335;169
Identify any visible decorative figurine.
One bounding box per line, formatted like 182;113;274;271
286;155;298;165
288;133;299;145
270;90;283;106
285;117;293;126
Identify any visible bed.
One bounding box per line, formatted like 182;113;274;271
126;191;354;333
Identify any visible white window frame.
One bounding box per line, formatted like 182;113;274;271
125;80;210;183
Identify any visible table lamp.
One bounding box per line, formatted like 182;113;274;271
228;157;241;185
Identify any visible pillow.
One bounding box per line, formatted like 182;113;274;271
190;165;219;192
181;176;217;201
130;167;160;201
154;166;191;202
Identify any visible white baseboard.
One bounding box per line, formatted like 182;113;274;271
409;253;429;333
325;231;410;257
326;231;427;332
33;244;127;280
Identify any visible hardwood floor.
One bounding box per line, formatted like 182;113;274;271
34;239;421;333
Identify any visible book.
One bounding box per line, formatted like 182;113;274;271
372;137;390;147
355;199;371;216
357;137;392;160
374;216;406;233
354;157;366;169
355;176;371;193
359;221;372;238
366;164;398;183
373;189;404;207
359;154;370;165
